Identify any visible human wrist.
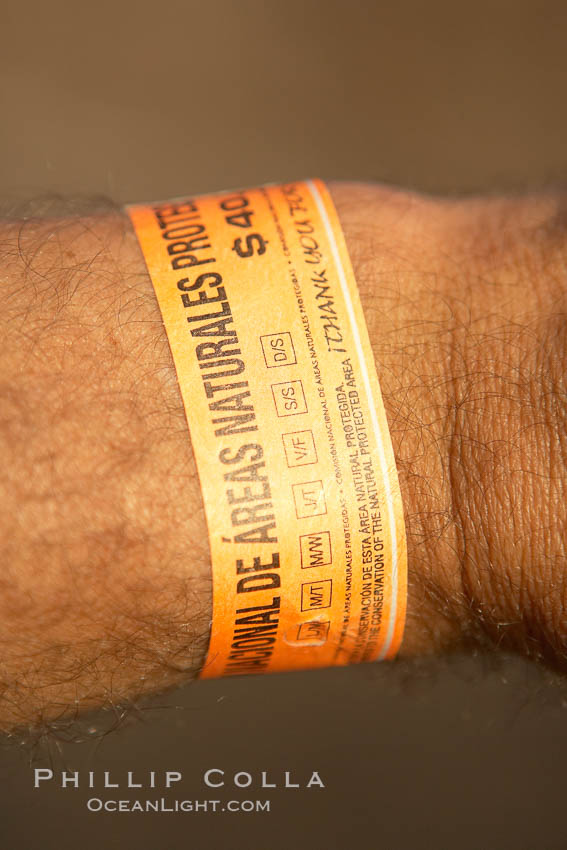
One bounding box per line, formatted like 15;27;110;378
330;182;567;665
1;184;565;731
330;182;469;657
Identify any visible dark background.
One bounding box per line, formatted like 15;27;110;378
2;2;567;848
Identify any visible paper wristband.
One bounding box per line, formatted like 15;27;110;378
127;179;407;678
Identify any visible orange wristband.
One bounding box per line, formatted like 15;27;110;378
127;179;407;677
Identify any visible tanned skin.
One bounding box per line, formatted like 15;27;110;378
0;183;565;731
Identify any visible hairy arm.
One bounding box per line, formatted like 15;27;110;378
0;183;565;730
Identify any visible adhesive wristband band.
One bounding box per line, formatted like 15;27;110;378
127;179;407;678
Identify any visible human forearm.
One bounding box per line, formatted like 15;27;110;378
0;183;565;730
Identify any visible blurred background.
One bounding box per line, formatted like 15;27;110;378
2;1;567;848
